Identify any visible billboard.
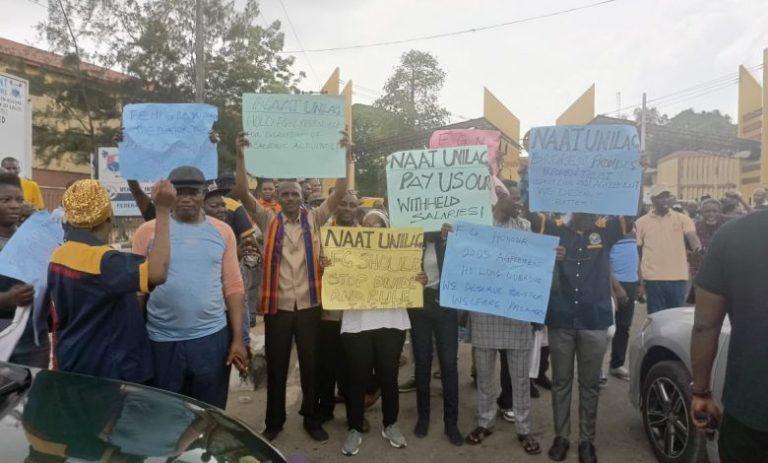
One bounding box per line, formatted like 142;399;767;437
0;72;32;178
97;147;152;217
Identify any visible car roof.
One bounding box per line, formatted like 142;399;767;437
0;362;286;462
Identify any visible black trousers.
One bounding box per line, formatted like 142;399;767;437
719;412;768;463
610;281;638;369
316;319;347;418
343;328;405;432
408;296;460;427
264;306;322;432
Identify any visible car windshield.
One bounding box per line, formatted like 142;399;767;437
0;364;285;463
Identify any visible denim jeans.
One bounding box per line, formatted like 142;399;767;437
644;280;687;314
408;290;459;427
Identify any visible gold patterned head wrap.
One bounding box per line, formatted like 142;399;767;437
62;180;113;228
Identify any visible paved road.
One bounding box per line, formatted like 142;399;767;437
226;305;659;462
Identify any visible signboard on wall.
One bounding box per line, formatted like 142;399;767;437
0;72;32;178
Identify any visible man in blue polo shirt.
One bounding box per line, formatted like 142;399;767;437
48;179;175;383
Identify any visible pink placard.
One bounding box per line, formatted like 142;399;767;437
429;129;502;175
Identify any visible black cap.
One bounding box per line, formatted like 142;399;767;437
168;166;206;188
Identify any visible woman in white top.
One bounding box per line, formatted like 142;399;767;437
339;209;426;456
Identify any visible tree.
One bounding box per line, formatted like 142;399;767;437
352;103;411;196
374;50;449;130
665;109;736;137
632;107;669;126
34;0;303;169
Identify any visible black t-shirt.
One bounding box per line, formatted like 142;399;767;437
695;210;768;431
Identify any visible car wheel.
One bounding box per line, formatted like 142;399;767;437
641;360;708;463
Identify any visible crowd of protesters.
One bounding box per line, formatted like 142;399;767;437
0;129;766;462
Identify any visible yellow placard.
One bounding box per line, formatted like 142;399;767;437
321;226;424;310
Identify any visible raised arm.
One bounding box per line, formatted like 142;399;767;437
232;132;263;218
146;180;175;287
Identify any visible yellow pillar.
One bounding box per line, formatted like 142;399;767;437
341;81;355;190
483;87;521;181
556;84;595;125
762;50;768;185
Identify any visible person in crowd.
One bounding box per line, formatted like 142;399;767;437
316;191;359;426
0;172;48;368
307;192;326;209
338;209;426;456
49;179;174;381
408;220;462;446
691;206;768;462
545;213;623;463
309;178;322;194
607;217;638;381
635;184;701;314
132;166;247;408
257;179;281;213
372;200;386;212
463;185;540;455
751;187;767;210
687;199;728;302
685;201;700;221
721;188;751;218
1;157;44;210
231;132;350;442
299;180;313;205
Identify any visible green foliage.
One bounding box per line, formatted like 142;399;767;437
36;0;303;170
374;50;449;130
665;108;736;137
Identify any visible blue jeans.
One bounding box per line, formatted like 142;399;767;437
407;289;460;427
644;280;687;314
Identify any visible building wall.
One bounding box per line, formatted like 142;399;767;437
658;151;743;201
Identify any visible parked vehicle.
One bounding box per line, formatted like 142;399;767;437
0;362;286;463
629;307;730;463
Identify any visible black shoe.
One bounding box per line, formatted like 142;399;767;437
262;428;281;441
304;425;329;442
445;425;464;446
578;441;597;463
535;374;553;390
530;380;541;398
548;436;570;461
414;418;429;437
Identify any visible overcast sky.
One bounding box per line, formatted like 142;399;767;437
3;0;767;133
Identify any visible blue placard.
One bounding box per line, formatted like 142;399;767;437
242;93;346;178
385;146;493;232
528;124;641;215
439;222;558;323
118;103;219;181
0;211;64;316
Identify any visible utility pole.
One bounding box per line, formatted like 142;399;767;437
641;92;647;153
194;0;205;102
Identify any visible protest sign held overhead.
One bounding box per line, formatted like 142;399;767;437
528;124;641;216
429;129;502;175
386;146;493;232
440;222;558;323
97;147;151;217
321;226;424;310
118;103;219;181
242;94;346;178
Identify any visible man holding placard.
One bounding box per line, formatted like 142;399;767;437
232;131;351;443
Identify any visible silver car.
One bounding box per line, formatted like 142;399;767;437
629;307;730;463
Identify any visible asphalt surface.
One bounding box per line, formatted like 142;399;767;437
226;305;659;462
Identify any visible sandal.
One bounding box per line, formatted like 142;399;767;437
518;434;542;455
465;426;493;445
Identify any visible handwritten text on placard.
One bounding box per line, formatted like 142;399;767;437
528;124;641;216
321;227;424;310
439;223;557;323
242;94;346;178
386;146;492;231
119;103;218;181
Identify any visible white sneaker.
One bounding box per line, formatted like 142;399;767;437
342;429;362;456
609;366;631;381
382;423;407;448
599;371;608;388
499;407;516;423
